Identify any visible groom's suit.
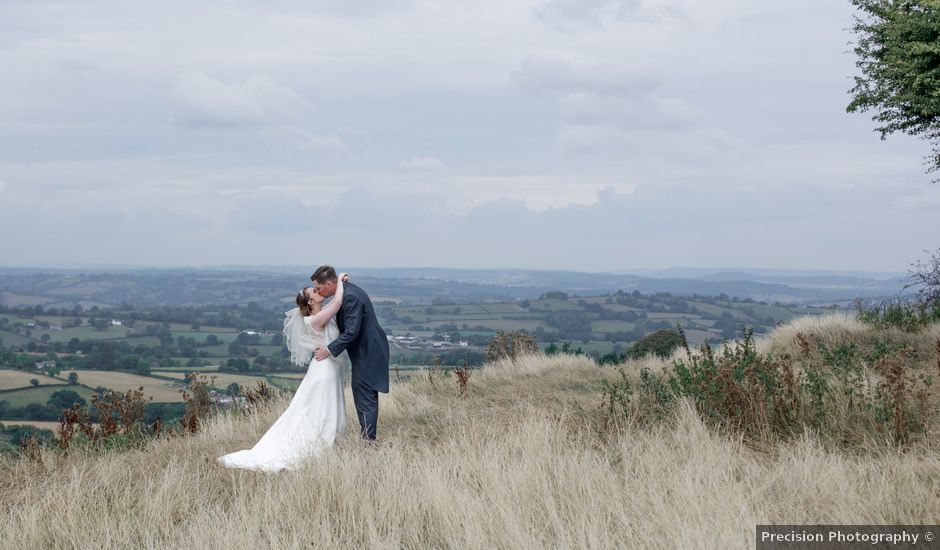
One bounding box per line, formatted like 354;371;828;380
326;282;389;440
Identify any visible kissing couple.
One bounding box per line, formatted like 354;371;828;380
218;265;390;472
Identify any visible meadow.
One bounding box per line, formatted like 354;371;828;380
0;371;61;390
0;313;937;548
65;371;185;402
0;385;95;408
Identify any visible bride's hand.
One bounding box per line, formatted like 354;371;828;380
340;272;350;283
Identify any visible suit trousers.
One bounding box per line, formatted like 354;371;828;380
352;379;379;441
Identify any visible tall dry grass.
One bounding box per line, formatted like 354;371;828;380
0;330;938;549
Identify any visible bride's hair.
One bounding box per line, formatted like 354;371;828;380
296;287;313;316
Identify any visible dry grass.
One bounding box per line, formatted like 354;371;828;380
620;313;940;374
1;350;938;549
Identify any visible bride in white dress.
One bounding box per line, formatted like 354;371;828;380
218;274;349;472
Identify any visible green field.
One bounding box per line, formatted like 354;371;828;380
33;326;135;343
0;330;34;347
171;331;238;343
590;320;635;333
0;385;96;407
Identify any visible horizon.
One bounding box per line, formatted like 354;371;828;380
0;262;909;280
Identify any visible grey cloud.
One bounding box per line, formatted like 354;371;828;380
212;0;413;18
0;0;936;271
225;192;315;234
560;94;709;131
400;156;446;171
511;55;657;98
534;0;642;29
266;127;348;155
512;55;716;157
170;71;311;129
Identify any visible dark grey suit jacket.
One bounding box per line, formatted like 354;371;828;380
326;282;390;393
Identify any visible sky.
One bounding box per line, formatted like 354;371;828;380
0;0;937;273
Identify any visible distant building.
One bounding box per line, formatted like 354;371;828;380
111;319;123;326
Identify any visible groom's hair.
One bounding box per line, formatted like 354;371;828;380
311;265;337;284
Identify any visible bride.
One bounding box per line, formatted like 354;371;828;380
217;273;350;472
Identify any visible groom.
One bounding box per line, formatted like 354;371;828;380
311;265;390;442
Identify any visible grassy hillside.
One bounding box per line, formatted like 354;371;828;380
1;312;938;548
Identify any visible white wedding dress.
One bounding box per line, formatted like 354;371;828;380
218;317;347;473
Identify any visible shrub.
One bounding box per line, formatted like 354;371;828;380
485;330;539;362
855;299;940;332
602;328;934;447
180;372;215;433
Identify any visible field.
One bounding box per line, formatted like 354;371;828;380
0;420;60;434
267;378;301;391
0;331;33;347
66;371;185;402
155;371;301;392
198;373;267;389
157;365;221;372
0;370;62;390
0;291;846;423
0;385;96;407
1;314;937;548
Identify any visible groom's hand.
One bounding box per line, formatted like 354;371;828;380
314;346;332;361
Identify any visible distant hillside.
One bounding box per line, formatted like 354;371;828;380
0;266;911;309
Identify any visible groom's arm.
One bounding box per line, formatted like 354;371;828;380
327;294;362;357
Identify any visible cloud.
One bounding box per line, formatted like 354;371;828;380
225;192;316;234
511;55;657;98
170;71;311;129
512;55;715;156
400;155;446;170
534;0;642;29
269;127;348;154
560;94;708;132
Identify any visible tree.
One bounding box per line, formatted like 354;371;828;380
47;389;87;412
30;378;39;387
907;247;940;307
626;329;685;360
67;371;79;385
224;358;251;373
848;0;940;174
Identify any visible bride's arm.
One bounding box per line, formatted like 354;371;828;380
306;274;347;329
